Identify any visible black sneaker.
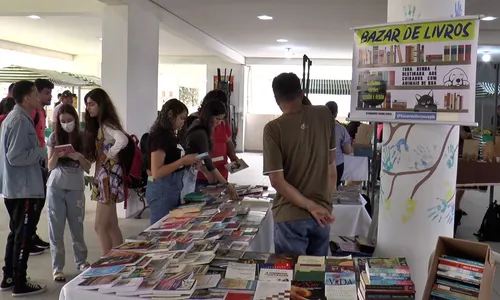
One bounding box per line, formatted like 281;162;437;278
29;245;45;256
33;235;50;249
0;277;14;291
12;282;46;297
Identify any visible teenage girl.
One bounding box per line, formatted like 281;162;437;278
146;99;200;225
47;104;91;282
183;100;238;199
83;88;128;255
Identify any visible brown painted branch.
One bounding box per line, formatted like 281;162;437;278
382;123;407;147
405;124;414;141
410;125;456;199
387;176;397;200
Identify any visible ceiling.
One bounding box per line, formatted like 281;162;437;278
0;0;499;60
155;0;500;59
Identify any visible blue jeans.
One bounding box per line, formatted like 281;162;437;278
274;218;331;256
46;187;88;272
146;171;183;225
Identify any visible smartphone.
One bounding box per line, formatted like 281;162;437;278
196;152;209;159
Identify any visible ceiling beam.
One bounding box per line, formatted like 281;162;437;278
246;57;353;66
0;40;74;61
98;0;245;65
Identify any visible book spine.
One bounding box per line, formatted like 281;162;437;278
397;45;403;63
436;279;479;292
440;256;485;268
436;271;481;285
430;290;465;300
435;283;479;298
365;294;415;299
369;280;413;285
374;46;379;64
444;46;450;62
465;45;472;61
451;45;458;61
370;275;411;281
458;45;465;61
438;264;483;277
365;284;414;291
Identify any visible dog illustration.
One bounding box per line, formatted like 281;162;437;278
414;90;438;112
443;68;470;87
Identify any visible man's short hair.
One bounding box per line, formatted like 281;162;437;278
326;101;338;116
57;93;62;98
8;83;14;93
34;79;54;91
13;81;35;104
272;72;302;103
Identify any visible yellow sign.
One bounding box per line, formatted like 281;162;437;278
356;19;476;46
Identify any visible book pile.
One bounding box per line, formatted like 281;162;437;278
430;255;484;299
358;257;416;300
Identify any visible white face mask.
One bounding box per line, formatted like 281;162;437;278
61;121;75;133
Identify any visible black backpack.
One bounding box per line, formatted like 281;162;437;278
474;201;500;242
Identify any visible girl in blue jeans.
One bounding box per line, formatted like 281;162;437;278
146;99;200;225
47;104;92;282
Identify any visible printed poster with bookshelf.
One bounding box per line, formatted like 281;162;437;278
350;17;480;125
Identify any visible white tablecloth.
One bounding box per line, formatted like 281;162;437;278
342;155;369;181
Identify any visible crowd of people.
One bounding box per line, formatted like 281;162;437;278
0;72;349;297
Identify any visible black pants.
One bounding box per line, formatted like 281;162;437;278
3;199;40;287
336;163;345;188
32;165;48;237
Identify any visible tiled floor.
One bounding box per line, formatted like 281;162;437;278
0;152;498;299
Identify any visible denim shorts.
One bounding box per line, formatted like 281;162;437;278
145;171;183;225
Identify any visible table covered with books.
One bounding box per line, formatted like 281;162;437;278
60;186;374;300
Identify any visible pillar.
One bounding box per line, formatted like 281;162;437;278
377;0;463;298
101;3;159;218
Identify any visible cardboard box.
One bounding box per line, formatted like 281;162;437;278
354;123;374;146
423;237;495;299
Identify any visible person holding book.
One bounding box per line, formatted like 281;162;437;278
47;104;91;282
181;89;238;189
263;73;336;256
146;99;200;225
182;100;238;199
83;88;128;255
0;81;47;296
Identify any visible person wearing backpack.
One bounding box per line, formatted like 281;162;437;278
83;88;128;255
46;104;91;282
146;99;200;225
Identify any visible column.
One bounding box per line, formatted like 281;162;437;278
101;3;159;218
378;0;464;298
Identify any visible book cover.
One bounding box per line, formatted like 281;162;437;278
54;144;75;154
225;292;253;300
76;275;122;290
225;159;249;174
113;241;155;251
253;281;291;300
190;289;227;299
82;265;125;278
259;268;293;282
291;281;326;300
226;262;257;280
325;272;356;286
211;278;258;294
241;252;270;263
90;254;142;268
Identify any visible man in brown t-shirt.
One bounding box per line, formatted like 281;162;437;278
263;72;336;256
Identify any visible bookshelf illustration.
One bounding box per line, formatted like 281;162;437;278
444;92;463;110
358;44;472;68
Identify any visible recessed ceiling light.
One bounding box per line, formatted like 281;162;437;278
481;16;497;21
258;15;273;20
482;53;492;62
27;15;41;19
277;39;288;43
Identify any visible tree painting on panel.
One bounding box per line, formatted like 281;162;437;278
381;124;457;223
179;87;199;108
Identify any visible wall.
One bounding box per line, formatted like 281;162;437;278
244;61;352;152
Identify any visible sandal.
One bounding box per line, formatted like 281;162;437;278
53;270;66;282
78;263;90;272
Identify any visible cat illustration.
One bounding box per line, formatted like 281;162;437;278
414;90;438;112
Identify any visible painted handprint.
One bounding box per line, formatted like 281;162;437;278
427;192;455;224
403;5;420;21
452;1;463;18
446;144;457;169
382;145;398;172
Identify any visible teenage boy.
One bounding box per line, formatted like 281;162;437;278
0;80;47;296
27;79;54;255
263;72;336;256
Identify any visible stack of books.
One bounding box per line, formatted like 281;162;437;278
430;255;483;299
358;257;416;300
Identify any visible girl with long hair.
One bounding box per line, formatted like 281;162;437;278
46;104;91;282
146;99;200;225
182;100;237;199
83;88;128;255
182;90;238;189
